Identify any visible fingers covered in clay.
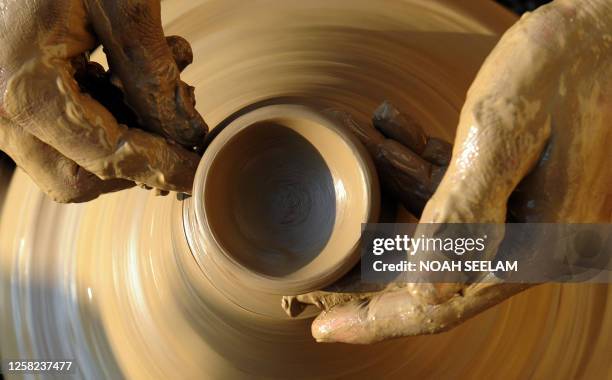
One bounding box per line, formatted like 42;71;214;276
165;35;194;72
373;102;452;167
1;125;132;202
310;281;531;344
324;109;384;154
373;101;427;154
74;35;196;131
422;138;452;166
282;291;377;318
282;266;387;317
375;140;437;214
334;103;451;215
85;0;207;148
324;0;612;324
4;59;200;193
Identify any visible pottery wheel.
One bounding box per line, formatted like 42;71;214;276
1;1;610;378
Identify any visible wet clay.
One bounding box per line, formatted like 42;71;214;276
192;104;379;295
1;0;611;379
288;0;612;343
0;0;206;201
411;0;612;305
326;103;452;217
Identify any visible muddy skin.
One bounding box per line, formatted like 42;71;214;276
2;1;611;378
0;0;206;202
292;0;612;344
283;101;460;318
191;105;380;295
327;104;452;218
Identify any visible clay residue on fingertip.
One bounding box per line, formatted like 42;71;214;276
373;101;427;154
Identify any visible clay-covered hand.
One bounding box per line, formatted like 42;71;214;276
0;0;207;202
286;0;612;343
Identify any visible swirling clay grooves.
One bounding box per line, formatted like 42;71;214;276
0;1;610;379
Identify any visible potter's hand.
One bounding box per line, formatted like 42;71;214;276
327;101;452;218
287;0;612;343
0;0;207;202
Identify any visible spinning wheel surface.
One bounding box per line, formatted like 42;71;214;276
1;1;610;378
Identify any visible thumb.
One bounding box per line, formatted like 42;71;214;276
312;281;530;344
420;6;564;224
85;0;207;148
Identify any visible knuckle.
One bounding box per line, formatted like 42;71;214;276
2;60;51;123
46;186;98;203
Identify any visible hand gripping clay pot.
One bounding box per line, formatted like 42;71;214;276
1;1;611;379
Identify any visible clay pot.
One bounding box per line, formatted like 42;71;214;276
188;105;379;295
1;1;610;379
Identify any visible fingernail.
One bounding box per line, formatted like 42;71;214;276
313;321;357;344
372;100;427;153
422;137;452;166
312;319;334;342
312;313;355;343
